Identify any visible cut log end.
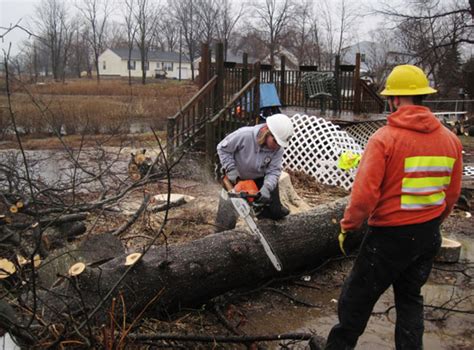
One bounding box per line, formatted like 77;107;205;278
125;253;142;266
435;237;462;263
17;255;42;268
69;262;86;276
0;259;16;279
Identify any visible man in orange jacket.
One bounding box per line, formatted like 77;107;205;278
323;65;463;350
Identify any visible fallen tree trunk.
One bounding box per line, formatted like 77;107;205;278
40;197;365;320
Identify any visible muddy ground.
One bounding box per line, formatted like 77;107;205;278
94;147;473;349
1;136;473;349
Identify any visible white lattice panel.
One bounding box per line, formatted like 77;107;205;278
283;114;363;190
343;121;386;148
464;166;474;178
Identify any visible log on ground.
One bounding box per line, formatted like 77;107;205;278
39;197;365;320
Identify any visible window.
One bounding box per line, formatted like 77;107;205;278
102;61;106;70
360;54;366;63
128;60;136;70
144;61;149;71
162;62;173;71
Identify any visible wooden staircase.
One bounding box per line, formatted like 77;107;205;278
166;44;385;168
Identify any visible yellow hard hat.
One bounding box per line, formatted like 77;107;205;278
380;65;437;96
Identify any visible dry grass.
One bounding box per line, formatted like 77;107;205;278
14;78;197;97
1;78;198;139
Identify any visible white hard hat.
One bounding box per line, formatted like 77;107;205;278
266;114;294;148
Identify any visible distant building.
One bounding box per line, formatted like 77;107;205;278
194;47;299;71
341;41;415;74
98;48;195;79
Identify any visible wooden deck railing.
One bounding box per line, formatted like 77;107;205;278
166;75;218;156
359;79;385;113
205;77;259;168
167;45;389;166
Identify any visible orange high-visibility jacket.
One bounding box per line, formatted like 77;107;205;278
341;105;463;232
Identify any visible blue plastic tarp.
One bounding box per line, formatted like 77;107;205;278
259;83;281;109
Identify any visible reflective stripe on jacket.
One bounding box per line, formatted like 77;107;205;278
401;156;455;209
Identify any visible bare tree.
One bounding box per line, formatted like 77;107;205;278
32;0;74;81
156;13;180;52
124;0;138;85
317;0;359;69
233;29;268;61
76;0;112;82
195;0;220;45
170;0;199;80
364;29;395;89
291;0;313;65
134;0;160;85
250;0;295;66
309;17;323;67
215;0;243;60
68;26;92;78
376;0;472;93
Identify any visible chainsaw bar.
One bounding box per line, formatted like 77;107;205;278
222;190;282;271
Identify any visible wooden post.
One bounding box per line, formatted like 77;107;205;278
253;62;261;123
205;121;215;174
214;42;224;113
353;53;362;115
333;55;341;114
269;62;274;83
242;52;248;87
280;55;286;106
200;43;210;88
166;117;176;157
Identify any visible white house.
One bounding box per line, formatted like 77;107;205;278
98;48;195;79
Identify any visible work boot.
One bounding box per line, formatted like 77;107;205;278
280;206;290;217
308;335;325;350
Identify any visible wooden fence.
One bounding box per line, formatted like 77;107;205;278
205;77;260;167
208;52;383;114
167;43;384;160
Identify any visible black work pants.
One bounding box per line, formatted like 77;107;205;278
325;217;442;350
215;178;287;233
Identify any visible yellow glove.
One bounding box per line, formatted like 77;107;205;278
338;228;348;256
338;151;362;171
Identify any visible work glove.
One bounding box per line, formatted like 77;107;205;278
256;186;271;205
338;227;348;256
226;168;240;184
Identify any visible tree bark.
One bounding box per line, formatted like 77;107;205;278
40;197;365;320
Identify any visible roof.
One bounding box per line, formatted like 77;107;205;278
108;48;190;63
224;50;258;64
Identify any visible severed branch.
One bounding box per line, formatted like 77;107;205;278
111;194;150;236
128;332;314;343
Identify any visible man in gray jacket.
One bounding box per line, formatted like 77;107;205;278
215;114;294;232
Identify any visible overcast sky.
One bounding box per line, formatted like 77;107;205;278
0;0;385;56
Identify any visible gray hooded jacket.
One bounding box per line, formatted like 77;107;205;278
216;124;284;191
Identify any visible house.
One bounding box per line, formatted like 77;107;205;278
194;48;299;70
262;48;299;70
341;41;415;74
193;49;259;68
98;48;195;79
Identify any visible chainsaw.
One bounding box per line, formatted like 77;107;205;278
221;176;283;272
